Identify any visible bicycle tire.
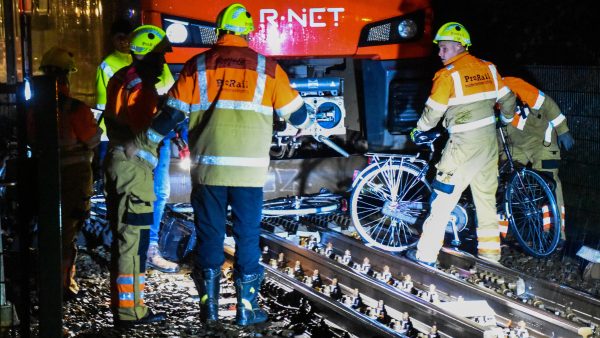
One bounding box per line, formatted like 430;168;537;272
350;162;431;252
262;194;340;216
504;168;560;257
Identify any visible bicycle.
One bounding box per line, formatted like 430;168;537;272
262;191;342;217
349;126;561;258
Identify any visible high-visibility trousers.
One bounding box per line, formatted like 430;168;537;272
61;161;93;294
416;132;500;263
104;149;155;321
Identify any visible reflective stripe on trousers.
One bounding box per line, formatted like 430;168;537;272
104;150;154;320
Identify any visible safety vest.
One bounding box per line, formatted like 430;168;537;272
503;77;569;146
104;65;160;166
162;34;309;187
58;94;101;166
417;52;514;133
95;50;175;140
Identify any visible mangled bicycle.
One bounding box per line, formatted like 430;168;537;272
349;127;561;258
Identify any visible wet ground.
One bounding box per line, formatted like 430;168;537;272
58;236;600;337
1;219;598;338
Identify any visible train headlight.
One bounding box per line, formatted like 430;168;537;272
397;19;417;39
165;21;189;44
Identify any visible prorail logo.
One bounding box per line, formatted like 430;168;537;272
259;8;345;28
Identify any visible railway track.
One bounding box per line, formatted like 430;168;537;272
130;205;599;337
258;214;598;337
259;231;491;337
311;213;600;335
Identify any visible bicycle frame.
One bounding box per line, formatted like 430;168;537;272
351;138;437;190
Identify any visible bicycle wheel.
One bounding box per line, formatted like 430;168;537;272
504;168;560;257
350;162;431;252
262;194;340;217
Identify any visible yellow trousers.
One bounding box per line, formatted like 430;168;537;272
104;149;156;321
416;128;500;263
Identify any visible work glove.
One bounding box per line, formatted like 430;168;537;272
410;128;427;145
173;133;190;160
496;116;509;128
557;131;575;151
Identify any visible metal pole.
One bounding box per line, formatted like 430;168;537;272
1;0;21;321
2;0;18;84
32;75;63;337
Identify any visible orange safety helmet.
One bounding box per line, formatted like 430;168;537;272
40;46;77;73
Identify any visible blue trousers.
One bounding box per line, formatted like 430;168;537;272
150;139;171;245
191;184;263;275
98;141;108;163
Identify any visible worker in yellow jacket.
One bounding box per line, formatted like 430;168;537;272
408;22;516;266
502;76;574;243
130;3;313;326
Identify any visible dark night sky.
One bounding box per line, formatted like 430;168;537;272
431;0;598;70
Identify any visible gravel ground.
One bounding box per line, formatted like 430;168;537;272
499;245;600;297
7;228;599;337
57;247;282;338
57;245;600;338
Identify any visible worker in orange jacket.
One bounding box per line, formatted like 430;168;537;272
103;25;171;327
38;47;102;299
130;3;313;326
502;76;574;243
408;22;516;266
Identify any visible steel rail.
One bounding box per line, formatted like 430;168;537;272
320;231;588;338
224;243;398;338
260;232;488;337
438;247;600;328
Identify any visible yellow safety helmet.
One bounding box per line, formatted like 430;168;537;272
130;25;172;56
433;22;471;48
40;46;77;73
216;3;254;36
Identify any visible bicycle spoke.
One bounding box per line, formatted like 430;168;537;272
369;215;389;241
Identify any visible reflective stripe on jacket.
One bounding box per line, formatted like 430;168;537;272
503;77;569;146
165;34;307;187
417;52;515;135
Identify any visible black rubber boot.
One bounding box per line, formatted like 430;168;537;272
114;310;166;328
235;272;268;326
191;268;221;326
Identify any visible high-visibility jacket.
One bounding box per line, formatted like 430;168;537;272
142;34;311;187
95;51;132;111
27;84;101;165
503;77;569;147
95;50;175;140
58;93;102;166
417;52;516;137
104;65;161;167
